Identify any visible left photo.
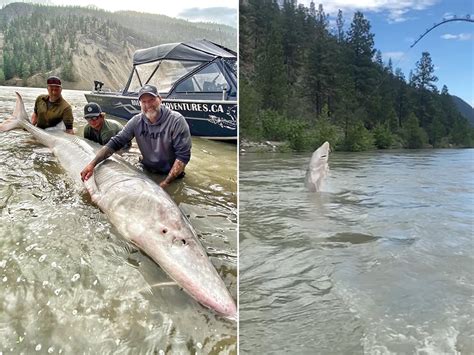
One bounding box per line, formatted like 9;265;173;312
0;1;237;353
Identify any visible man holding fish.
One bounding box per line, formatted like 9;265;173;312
80;84;192;188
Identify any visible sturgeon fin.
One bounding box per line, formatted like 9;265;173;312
149;282;179;288
13;92;29;121
137;281;179;295
84;176;101;203
0;117;21;132
0;92;28;132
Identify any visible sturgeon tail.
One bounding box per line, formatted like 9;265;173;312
0;92;30;132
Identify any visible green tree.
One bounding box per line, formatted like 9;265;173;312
239;78;262;138
344;119;374;151
450;116;473;147
403;112;428;148
336;9;344;43
373;123;393;149
411;52;438;91
346;11;376;102
255;20;287;111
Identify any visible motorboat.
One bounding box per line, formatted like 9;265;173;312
85;39;237;140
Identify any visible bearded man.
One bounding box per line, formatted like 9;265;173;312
80;84;192;188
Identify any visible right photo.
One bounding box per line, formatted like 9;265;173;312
239;0;473;353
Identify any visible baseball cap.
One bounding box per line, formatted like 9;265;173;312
138;84;159;100
84;102;102;118
47;76;62;87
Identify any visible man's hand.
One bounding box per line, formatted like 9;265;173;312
80;163;95;181
65;128;74;135
31;113;37;125
80;146;115;182
160;159;186;188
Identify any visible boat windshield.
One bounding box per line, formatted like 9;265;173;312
175;62;229;93
224;59;237;78
127;60;201;94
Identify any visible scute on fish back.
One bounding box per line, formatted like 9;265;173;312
305;141;330;192
0;92;237;319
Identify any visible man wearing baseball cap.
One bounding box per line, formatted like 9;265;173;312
80;84;192;188
83;102;127;146
31;76;74;134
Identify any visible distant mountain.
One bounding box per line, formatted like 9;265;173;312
113;10;236;50
0;0;52;7
451;95;474;126
0;2;236;91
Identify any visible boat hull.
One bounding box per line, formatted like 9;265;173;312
85;93;237;140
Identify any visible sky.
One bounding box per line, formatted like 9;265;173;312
31;0;238;27
300;0;474;106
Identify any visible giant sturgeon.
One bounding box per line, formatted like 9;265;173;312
305;141;330;192
0;92;237;319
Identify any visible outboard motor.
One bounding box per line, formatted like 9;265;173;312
94;80;104;91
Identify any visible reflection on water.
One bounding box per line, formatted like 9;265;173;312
240;149;473;354
0;86;236;353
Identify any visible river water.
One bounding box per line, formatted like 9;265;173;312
239;149;473;354
0;86;236;354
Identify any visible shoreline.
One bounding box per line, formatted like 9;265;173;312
239;139;290;153
240;138;463;153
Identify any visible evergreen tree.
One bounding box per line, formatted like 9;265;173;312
387;58;393;75
374;50;383;68
412;52;438;136
336;10;344;43
255;21;287;111
412;52;438;91
346;11;376;101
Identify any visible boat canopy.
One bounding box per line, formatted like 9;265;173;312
133;39;236;65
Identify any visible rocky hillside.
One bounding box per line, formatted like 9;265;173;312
0;2;236;91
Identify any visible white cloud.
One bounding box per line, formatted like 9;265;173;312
50;0;238;19
299;0;439;23
441;12;455;19
382;51;405;61
177;7;236;26
441;33;473;41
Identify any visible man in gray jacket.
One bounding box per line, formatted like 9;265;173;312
80;84;192;188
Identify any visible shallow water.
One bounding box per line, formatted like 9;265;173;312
239;149;473;354
0;86;236;354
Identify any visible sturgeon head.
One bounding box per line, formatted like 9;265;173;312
305;141;330;192
90;164;237;319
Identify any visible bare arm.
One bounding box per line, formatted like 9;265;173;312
80;146;115;181
31;112;37;125
160;159;186;188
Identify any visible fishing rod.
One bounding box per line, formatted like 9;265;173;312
410;15;473;48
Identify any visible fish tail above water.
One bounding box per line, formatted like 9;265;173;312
305;141;330;192
0;92;28;132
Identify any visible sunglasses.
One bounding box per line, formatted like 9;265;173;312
85;116;101;121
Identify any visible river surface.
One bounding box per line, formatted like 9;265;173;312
239;149;473;354
0;86;237;354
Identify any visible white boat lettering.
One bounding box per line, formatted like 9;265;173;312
164;102;224;114
211;104;224;113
